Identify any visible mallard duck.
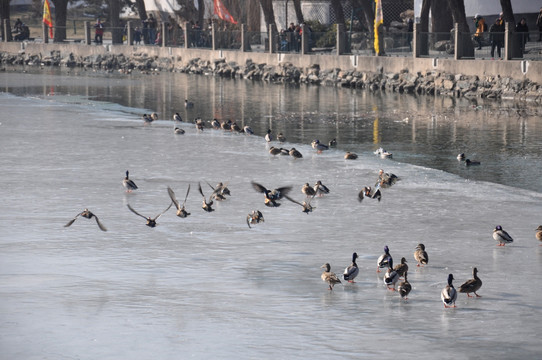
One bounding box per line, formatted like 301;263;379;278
198;182;215;212
359;186;381;202
377;245;392;272
167;185;191;218
184;99;194;108
376;169;399;187
195;118;204;131
206;181;228;201
458;267;482;298
127;202;173;228
284;194;316;214
215;182;231;196
398;272;412;299
384;258;399;291
123;170;138;192
457;153;465;161
280;148;290;156
394;257;408;278
321;263;342;290
313;180;330;196
344;152;358;160
536;225;542;243
64;208;107;231
174;127;185;134
150;112;158;121
277;132;286;142
374;147;392;158
221;119;232;131
493;225;513;246
269;146;282;156
231;122;241;132
465;159;481;166
142;114;153;123
343;252;359;283
265;129;273;142
211;118;220;129
173;112;183;122
244;126;254;135
414;243;429;267
441;274;457;308
246;210;264;229
328;138;337;147
289;148;303;159
301;183;316;197
311;139;329;153
251;182;292;207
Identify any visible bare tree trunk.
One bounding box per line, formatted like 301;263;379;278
447;0;473;55
52;0;68;42
420;0;431;33
0;0;11;42
499;0;514;23
351;0;375;33
431;0;453;39
259;0;277;31
134;0;147;21
330;0;345;25
197;0;204;28
109;0;122;44
292;0;304;25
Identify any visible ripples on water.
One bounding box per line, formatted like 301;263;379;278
0;70;541;359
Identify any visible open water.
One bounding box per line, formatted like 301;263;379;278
0;69;541;359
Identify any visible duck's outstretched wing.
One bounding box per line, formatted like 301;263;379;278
64;212;82;227
182;184;190;207
251;181;268;194
358;190;364;203
93;215;108;232
167;186;181;210
198;182;206;199
246;215;252;229
274;186;292;199
126;204;148;220
153;201;174;220
283;195;304;207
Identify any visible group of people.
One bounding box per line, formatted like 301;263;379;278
12;18;30;41
474;8;542;58
279;22;312;52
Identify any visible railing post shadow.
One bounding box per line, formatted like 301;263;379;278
127;21;133;45
184;22;189;49
84;21;91;45
336;23;345;55
301;24;308;55
269;24;276;54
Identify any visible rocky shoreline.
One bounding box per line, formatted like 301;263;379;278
1;50;541;103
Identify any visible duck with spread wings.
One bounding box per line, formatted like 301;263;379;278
126;202;173;228
167;185;191;218
251;182;292;207
64;209;107;231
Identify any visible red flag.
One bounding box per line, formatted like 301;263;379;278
214;0;238;25
43;0;53;38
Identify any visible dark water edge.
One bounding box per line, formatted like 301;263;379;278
2;65;541;193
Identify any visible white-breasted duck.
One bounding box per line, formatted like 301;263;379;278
536;225;542;244
265;129;273;142
173;112;183;122
123;170;138;192
377;245;392;272
493;225;513;246
384;258;400;291
313;180;330;196
441;274;457;308
343;252;359;283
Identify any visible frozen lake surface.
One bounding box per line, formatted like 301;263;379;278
0;71;541;359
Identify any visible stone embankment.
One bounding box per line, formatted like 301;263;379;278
1;50;541;103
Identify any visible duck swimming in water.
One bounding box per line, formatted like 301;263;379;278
465;159;481;166
127;202;173;228
321;263;342;290
441;274;457;308
377;245;392;272
246;210;264;229
198;182;215;212
313;180;330;196
123;170;138;192
398;272;412;300
376;169;399;188
458;267;482;298
344;152;358;160
64;209;107;231
358;186;381;202
457;153;465;161
328;138;337;147
343;252;359;283
414;243;429;267
167;185;191;218
251;182;292;207
493;225;513;246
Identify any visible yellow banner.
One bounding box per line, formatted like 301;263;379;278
374;0;383;55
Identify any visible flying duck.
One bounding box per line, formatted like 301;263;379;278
384;258;400;291
343;252;359;283
321;263;342;290
123;170;138;192
414;243;429;267
441;274;457;308
344;152;358;160
377;245;392;272
397;272;412;300
289;148;303;159
458;267;482;298
284;194;316;214
313;180;330;196
251;182;292;207
206;181;228;201
64;208;107;231
126;202;173;228
167;185;191;218
198;182;215;212
493;225;513;246
246;210;264;229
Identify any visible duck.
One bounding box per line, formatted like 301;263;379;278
244;125;254;135
343;252;359;283
377;245;392;272
284;194;316;214
374;147;392;158
277;132;286;142
206;181;228;201
359;186;381;202
150;112;158;121
142;113;153;123
211;118;221;129
465;159;481;166
457;153;465;161
321;263;342;290
344;152;358;160
173;112;183;122
536;225;542;244
458;267;482;298
376;169;399;187
265;129;273;142
215;182;231;196
184;99;194;108
64;208;107;231
280;148;290;156
246;210;264;229
126;202;173;228
123;170;138;192
174;127;185;134
313;180;330;196
167;185;191;218
328;138;337;147
393;257;408;278
493;225;513;246
195;118;204;131
269;146;282;156
311;139;329;153
198;182;215;212
397;272;412;300
384;258;400;291
251;181;292;207
231;122;241;132
441;274;457;308
414;243;429;267
301;183;316;197
289;148;303;159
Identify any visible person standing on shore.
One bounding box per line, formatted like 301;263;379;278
473;14;486;50
516;17;530;53
489;17;504;59
147;13;157;45
94;18;104;45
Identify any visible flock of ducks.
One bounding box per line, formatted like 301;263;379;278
64;107;542;309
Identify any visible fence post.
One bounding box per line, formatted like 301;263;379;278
336;23;345;55
4;19;12;42
127;21;133;45
84;21;91;45
269;24;276;54
184;22;189;49
162;22;167;47
413;22;419;58
301;24;308;54
211;21;216;50
42;22;49;44
241;24;248;52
